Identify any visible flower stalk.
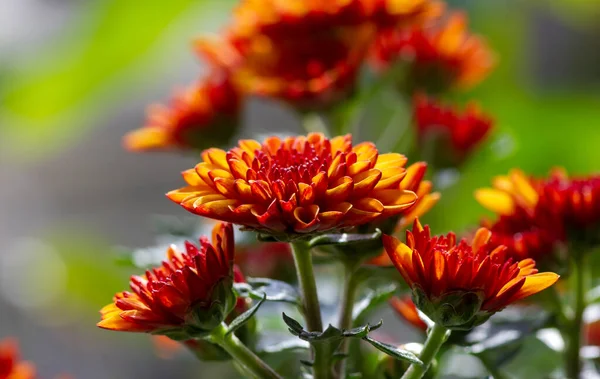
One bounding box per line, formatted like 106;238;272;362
565;253;589;379
334;262;361;377
290;241;330;379
401;323;449;379
210;323;281;379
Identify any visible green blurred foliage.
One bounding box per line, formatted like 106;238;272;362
0;0;234;158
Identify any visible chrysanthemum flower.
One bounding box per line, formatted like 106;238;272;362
474;169;561;260
383;219;559;329
0;339;36;379
168;133;417;238
98;223;237;339
475;168;600;259
197;27;373;110
390;295;428;331
413;94;493;167
370;12;495;93
123;71;241;152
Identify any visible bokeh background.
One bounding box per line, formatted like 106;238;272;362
1;0;600;378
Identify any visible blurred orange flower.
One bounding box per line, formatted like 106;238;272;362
196;0;441;110
383;220;559;329
370;12;495;93
476;168;600;260
0;339;35;379
98;223;237;338
413;94;493;167
390;295;427;332
168;133;417;238
123;71;241;152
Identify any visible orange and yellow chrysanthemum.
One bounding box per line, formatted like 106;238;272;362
383;219;559;329
98;223;236;338
0;339;35;379
196;0;441;110
123;71;241;152
370;12;495;93
168;133;417;237
476;168;600;260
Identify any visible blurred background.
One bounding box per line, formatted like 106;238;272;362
1;0;600;377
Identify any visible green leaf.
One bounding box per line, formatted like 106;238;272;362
235;278;301;306
226;294;266;336
256;339;309;355
282;313;305;336
247;278;301;304
352;284;397;324
342;320;383;339
362;336;423;366
308;229;382;248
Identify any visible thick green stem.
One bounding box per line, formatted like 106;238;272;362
291;241;324;332
334;263;361;377
401;323;449;379
210;323;281;379
478;354;510;379
290;241;330;379
565;254;588;379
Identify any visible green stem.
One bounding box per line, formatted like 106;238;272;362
302;113;330;137
334;263;361;377
401;323;449;379
210;323;281;379
565;254;588;379
290;241;330;379
478;354;510;379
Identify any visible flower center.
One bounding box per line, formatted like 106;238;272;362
254;142;333;185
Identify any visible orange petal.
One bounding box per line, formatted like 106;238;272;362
508;272;560;304
474;188;516;215
471;228;492;252
123;127;171;151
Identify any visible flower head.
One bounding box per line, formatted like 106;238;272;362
123;71;241;152
383;219;559;329
390;295;427;331
413;94;493;167
476;168;600;259
98;223;237;338
370;12;495;93
0;339;35;379
197;19;372;110
168;133;417;238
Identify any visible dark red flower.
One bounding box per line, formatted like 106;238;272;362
413;94;493;167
